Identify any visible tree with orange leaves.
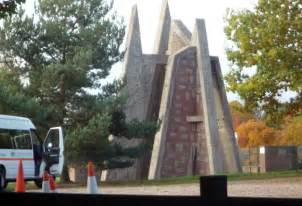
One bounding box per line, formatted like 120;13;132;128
279;115;302;146
236;119;278;148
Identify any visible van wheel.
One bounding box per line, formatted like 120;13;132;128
34;179;43;188
0;168;7;191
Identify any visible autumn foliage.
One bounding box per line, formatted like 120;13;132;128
236;120;278;148
229;101;302;148
279;115;302;146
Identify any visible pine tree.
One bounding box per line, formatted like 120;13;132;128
0;0;159;181
0;0;25;18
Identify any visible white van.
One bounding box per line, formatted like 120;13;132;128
0;114;64;190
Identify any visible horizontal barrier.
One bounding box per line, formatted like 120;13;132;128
0;176;301;206
1;192;302;206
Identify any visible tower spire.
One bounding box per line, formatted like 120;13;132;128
153;0;171;55
123;5;145;121
192;19;224;174
125;5;142;60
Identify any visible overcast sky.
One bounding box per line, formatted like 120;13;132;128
25;0;258;101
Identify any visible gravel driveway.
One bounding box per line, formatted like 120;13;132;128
31;177;302;198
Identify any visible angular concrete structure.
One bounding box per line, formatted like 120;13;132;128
104;0;241;181
123;5;145;121
191;19;224;174
153;0;171;55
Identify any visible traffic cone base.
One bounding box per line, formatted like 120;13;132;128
15;160;25;192
42;171;50;193
49;175;58;193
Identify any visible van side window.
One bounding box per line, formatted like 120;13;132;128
13;130;32;150
0;129;31;149
0;129;13;149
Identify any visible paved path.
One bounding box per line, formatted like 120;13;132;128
31;177;302;198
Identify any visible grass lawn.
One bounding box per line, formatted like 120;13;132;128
6;181;37;192
100;170;302;187
5;177;61;192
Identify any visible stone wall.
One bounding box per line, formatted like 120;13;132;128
101;137;144;181
260;146;298;172
239;146;298;173
239;148;260;173
101;160;141;181
68;165;87;183
69;165;102;183
149;47;210;178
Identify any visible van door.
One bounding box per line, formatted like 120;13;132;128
42;127;64;176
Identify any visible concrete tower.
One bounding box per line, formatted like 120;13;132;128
104;0;241;181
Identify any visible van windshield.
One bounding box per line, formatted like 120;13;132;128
0;129;32;149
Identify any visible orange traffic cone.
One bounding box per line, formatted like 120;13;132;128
15;160;25;192
87;161;99;194
42;171;50;193
49;175;58;193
